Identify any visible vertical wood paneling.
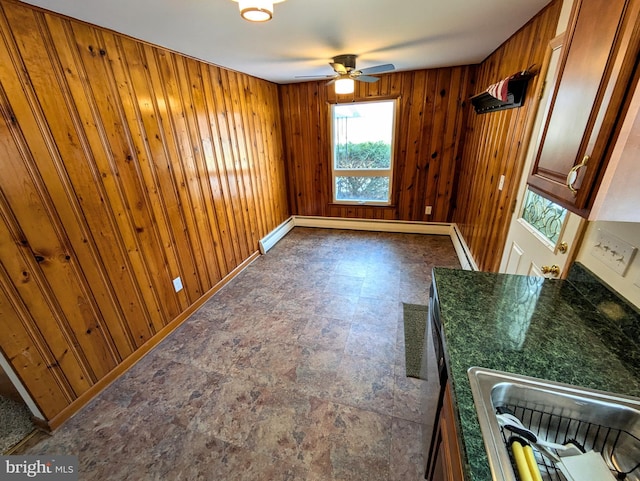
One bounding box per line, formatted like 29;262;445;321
0;0;288;424
0;270;71;418
280;66;472;222
452;0;562;271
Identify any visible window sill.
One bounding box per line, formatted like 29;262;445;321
329;202;396;208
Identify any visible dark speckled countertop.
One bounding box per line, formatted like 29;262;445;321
432;263;640;481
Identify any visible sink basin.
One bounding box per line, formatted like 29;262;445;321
468;367;640;481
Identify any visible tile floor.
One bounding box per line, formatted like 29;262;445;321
24;227;461;480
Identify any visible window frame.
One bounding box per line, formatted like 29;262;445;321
329;98;398;206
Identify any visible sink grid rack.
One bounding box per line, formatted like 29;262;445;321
497;402;640;481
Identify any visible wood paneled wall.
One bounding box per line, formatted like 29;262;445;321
0;0;288;425
279;68;473;222
452;0;562;271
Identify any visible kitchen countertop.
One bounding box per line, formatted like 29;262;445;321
432;263;640;481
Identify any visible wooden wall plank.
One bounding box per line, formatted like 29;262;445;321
0;189;89;398
1;6;123;382
0;272;71;418
0;0;288;424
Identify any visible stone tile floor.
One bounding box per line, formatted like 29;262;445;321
24;227;461;480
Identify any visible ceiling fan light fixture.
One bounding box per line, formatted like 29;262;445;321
233;0;286;22
335;77;355;94
239;0;272;21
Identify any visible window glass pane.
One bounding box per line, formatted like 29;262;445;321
334;141;391;170
521;189;567;244
335;176;389;202
333;102;393;170
331;100;395;205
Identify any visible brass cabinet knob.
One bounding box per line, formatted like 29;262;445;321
558;242;568;254
541;264;561;276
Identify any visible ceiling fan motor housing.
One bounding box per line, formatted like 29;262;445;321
333;54;357;71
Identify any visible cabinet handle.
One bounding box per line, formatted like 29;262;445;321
566;155;589;195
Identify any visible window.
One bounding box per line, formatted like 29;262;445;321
331;99;396;205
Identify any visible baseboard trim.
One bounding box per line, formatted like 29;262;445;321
292;216;452;235
45;251;261;431
259;216;295;254
257;216;477;271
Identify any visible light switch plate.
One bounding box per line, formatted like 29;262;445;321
590;229;637;276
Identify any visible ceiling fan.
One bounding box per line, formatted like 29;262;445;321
297;54;395;86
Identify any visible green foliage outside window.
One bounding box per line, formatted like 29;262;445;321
335;141;391;169
334;141;391;201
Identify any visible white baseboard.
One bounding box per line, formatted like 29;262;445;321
259;215;478;270
292;216;452;235
259;216;296;254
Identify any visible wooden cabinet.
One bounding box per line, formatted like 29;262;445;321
426;381;464;481
589;71;640;222
528;0;640;216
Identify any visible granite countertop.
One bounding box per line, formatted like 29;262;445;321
432;263;640;481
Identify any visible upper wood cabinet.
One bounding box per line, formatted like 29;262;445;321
528;0;640;216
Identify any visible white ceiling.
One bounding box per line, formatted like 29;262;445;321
20;0;553;84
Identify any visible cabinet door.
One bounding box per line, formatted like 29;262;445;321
441;385;464;481
427;382;464;481
528;0;640;215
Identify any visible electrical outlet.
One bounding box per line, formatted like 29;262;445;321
498;174;505;191
172;276;183;292
425;206;432;215
590;229;637;276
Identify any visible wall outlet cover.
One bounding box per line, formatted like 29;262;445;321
590;229;637;276
172;276;183;292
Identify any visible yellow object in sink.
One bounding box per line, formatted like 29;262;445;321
510;437;542;481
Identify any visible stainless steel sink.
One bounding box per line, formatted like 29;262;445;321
468;367;640;481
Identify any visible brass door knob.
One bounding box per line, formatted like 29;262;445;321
558;242;568;254
541;265;560;276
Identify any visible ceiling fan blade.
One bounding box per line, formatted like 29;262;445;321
354;75;380;83
358;64;395;75
330;62;348;75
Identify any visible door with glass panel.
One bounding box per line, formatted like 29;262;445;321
500;188;584;277
500;33;584;278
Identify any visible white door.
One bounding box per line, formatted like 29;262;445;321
500;32;585;279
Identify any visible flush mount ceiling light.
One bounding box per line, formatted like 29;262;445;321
232;0;286;22
334;77;355;95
